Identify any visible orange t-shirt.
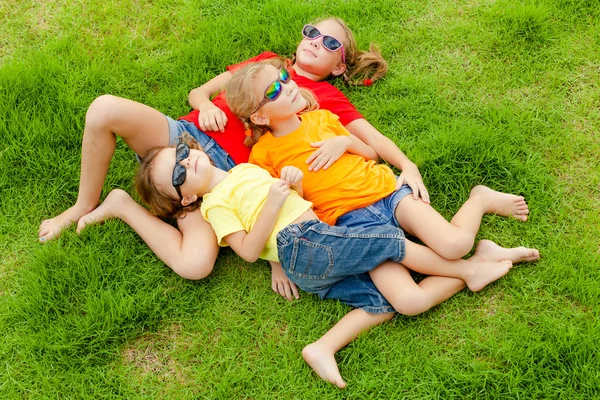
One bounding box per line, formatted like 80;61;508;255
249;110;396;225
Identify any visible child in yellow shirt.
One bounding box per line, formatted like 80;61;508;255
116;136;538;388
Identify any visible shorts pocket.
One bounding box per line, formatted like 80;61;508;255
288;238;334;280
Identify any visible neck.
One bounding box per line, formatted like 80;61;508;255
269;115;302;137
201;166;230;196
292;63;326;82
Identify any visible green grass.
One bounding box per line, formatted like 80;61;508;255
1;0;599;398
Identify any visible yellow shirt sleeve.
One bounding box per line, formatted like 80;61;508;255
202;200;245;247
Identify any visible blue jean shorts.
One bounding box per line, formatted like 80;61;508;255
137;115;236;171
335;184;413;229
276;220;406;314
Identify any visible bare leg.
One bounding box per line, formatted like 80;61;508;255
302;309;394;388
304;263;468;388
77;189;218;280
370;261;467;315
302;240;539;388
395;186;530;259
400;240;513;292
38;95;170;242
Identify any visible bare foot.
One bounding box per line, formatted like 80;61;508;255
38;204;96;243
470;185;529;222
76;189;129;234
473;239;540;263
464;260;513;292
302;342;347;389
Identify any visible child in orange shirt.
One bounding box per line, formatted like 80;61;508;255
227;62;531;261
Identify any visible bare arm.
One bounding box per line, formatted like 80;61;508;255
97;190;218;280
188;71;233;132
223;181;290;263
345;118;430;203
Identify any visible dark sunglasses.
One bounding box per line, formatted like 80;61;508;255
172;142;190;200
252;68;291;113
301;24;346;63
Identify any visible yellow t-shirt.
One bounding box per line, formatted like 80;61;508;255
200;164;312;262
249;109;396;225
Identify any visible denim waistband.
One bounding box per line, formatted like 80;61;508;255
276;219;321;247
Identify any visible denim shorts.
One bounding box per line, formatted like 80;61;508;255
136;115;236;172
276;219;406;314
335;184;413;229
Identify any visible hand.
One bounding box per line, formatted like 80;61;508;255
396;162;430;203
267;180;291;209
198;102;228;132
270;262;300;301
280;166;304;186
306;136;351;171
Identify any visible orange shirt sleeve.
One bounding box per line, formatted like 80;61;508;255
249;141;279;178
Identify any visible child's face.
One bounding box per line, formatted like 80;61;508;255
254;65;307;121
152;147;213;204
294;19;347;77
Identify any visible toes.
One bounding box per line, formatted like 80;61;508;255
528;249;540;261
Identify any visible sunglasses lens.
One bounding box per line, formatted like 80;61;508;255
322;36;342;51
280;68;291;83
302;25;320;39
175;142;189;161
265;81;282;101
172;165;186;186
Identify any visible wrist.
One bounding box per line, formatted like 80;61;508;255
264;200;284;212
400;160;416;171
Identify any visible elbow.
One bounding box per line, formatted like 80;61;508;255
169;258;215;281
188;87;200;103
241;253;259;263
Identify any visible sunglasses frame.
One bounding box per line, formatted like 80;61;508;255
172;142;190;200
301;24;346;64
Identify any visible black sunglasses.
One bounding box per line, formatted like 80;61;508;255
172;142;190;199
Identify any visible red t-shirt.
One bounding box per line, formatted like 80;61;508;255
178;51;363;165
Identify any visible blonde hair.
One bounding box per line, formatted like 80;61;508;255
225;61;319;147
312;17;388;86
135;133;204;220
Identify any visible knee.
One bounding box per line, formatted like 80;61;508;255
435;232;475;260
86;95;120;129
390;293;433;316
171;259;215;281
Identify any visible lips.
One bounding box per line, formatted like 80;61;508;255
303;48;317;58
195;158;198;173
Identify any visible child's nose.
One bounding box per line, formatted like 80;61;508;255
179;158;191;168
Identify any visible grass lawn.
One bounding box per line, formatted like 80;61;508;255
1;0;599;398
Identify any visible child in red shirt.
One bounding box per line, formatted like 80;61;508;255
40;18;427;284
